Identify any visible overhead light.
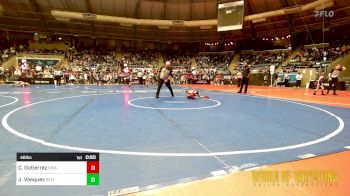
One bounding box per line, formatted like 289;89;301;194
200;26;212;30
82;13;97;20
172;20;184;25
55;17;70;22
323;27;331;32
0;4;4;16
315;2;334;11
120;23;133;27
283;5;301;14
158;26;169;29
58;37;62;40
252;18;266;23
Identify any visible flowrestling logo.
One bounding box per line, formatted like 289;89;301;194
314;10;334;17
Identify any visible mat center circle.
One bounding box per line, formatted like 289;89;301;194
128;97;221;110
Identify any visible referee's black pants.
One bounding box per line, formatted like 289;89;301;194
237;78;241;87
238;76;249;93
54;76;61;86
156;78;174;97
327;77;338;95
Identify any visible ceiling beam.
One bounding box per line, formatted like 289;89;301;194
190;0;193;20
280;0;295;37
1;18;350;43
203;1;208;20
246;0;256;39
162;0;167;42
0;4;4;15
162;0;167;20
84;0;95;38
2;9;346;33
28;0;52;41
189;0;194;42
134;0;141;18
133;0;141;43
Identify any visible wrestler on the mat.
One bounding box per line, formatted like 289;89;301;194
185;88;209;99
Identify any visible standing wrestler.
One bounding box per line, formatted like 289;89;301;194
313;73;325;95
327;64;346;95
155;61;174;98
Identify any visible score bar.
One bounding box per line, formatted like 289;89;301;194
16;153;99;186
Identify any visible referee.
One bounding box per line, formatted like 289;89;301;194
155;61;175;98
327;64;346;95
237;63;250;94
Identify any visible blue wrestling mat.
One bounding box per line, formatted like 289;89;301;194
0;85;349;196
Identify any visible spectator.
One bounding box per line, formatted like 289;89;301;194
53;69;63;86
295;72;303;88
264;74;268;86
137;70;143;85
284;72;290;87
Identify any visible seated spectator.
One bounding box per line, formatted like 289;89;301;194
35;65;42;72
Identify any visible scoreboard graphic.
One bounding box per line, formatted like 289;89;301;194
218;1;244;32
16;153;99;186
